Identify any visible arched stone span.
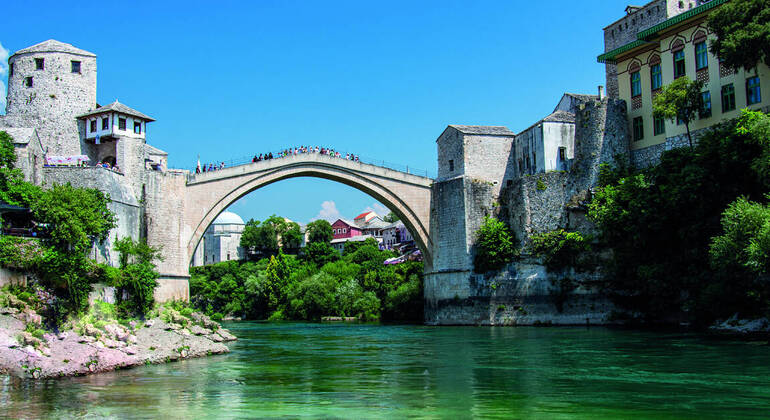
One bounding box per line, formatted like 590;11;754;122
181;153;434;270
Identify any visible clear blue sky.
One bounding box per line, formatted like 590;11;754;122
1;0;626;226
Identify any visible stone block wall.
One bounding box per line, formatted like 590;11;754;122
5;50;97;157
143;170;190;301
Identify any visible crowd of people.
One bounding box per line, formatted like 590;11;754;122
195;147;361;174
196;162;226;173
251;146;360;163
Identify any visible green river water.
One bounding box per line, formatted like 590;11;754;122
2;322;769;419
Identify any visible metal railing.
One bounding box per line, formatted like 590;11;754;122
192;147;436;179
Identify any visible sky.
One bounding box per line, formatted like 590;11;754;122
1;0;627;226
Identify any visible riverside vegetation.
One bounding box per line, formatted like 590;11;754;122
190;224;423;322
0;130;235;379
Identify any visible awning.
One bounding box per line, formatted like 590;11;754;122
45;155;90;165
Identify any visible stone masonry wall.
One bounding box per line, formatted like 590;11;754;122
4;50;97;157
427;97;628;325
143;170;190;302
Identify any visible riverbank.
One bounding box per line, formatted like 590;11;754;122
0;302;236;379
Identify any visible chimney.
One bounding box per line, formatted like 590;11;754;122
598;85;605;100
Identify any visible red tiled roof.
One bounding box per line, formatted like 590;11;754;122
354;211;373;220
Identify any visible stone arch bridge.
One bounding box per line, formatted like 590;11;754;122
147;153;434;300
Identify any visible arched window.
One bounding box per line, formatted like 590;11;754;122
649;55;662;91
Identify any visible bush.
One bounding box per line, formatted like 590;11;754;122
528;229;591;271
473;216;516;273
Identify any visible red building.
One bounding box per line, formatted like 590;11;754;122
331;219;362;239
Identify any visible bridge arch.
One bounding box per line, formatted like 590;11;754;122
182;154;434;269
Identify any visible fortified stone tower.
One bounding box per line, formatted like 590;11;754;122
3;40;97;156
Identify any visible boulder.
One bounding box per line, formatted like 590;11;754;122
218;329;237;342
0;307;18;315
144;319;155;328
190;325;211;336
208;333;224;343
122;346;138;355
17;331;41;348
165;323;183;331
57;332;69;341
83;324;101;338
191;313;219;330
77;335;96;344
102;339;125;349
105;324;130;341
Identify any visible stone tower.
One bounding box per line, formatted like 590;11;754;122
4;39;97;156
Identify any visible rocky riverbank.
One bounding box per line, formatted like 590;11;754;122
0;294;236;379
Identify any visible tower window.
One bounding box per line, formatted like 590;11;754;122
71;61;81;73
102;117;109;130
558;147;566;161
90;120;97;133
449;159;454;172
35;58;44;70
24;77;33;88
134;121;142;134
9;63;13;78
118;118;127;130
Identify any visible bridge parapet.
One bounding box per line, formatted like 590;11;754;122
187;153;434;186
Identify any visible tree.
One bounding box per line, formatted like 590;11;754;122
31;183;117;253
473;216;515;273
306;219;333;244
240;218;279;255
281;221;303;252
652;76;705;150
383;212;400;223
303;241;339;267
114;237;163;317
0;131;41;207
708;0;770;71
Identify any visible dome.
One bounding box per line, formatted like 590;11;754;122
212;211;245;225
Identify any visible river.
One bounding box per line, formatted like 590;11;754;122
2;322;769;419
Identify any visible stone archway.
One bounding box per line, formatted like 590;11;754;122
146;154;434;301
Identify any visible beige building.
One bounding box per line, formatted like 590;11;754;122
598;0;770;166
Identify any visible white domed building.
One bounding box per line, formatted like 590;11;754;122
191;211;246;266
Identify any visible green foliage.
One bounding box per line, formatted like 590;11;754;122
240;218;278;255
473;216;516;273
383;212;400;223
281;221;303;251
652;77;705;149
189;231;423;322
707;0;770;71
536;178;547;191
0;131;42;208
303;241;340;267
306;219;333;244
588;114;770;324
709;198;770;317
31;183;116;253
342;237;380;257
113;237;162;317
528;229;591;271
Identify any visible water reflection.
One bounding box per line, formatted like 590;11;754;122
2;323;769;418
